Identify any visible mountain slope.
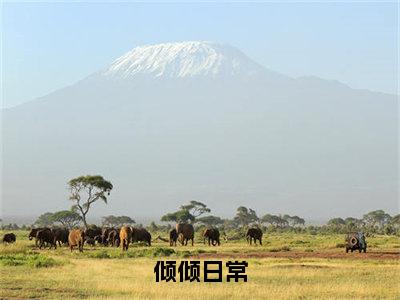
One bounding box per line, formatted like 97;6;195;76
2;41;398;220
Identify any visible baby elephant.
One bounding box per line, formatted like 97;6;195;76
169;229;178;246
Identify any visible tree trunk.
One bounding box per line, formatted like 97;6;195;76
82;214;88;230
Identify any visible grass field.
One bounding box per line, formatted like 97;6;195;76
1;230;399;299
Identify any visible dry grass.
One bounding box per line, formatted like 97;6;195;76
1;257;399;299
1;230;399;299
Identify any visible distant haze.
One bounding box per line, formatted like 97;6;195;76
1;41;398;222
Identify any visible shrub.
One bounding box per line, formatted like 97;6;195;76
0;253;61;268
87;250;111;259
149;247;175;257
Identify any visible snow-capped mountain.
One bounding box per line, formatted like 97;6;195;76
2;41;398;220
99;41;267;79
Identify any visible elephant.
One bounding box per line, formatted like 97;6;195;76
101;227;113;246
68;229;85;252
85;225;102;239
176;223;194;246
28;228;49;246
36;229;57;249
2;233;16;244
203;228;220;246
108;229;120;247
246;227;263;245
52;228;69;246
119;226;132;251
85;237;96;246
169;229;178;246
131;227;152;246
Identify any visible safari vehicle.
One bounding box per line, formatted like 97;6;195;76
345;232;367;253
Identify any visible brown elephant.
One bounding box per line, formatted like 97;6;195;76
131;227;152;246
203;228;220;246
68;229;85;252
176;223;194;246
246;227;263;245
169;229;178;246
119;226;132;251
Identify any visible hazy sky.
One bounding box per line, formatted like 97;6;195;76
2;2;398;108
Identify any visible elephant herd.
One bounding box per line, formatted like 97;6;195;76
3;224;264;252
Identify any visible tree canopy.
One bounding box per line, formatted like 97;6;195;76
161;209;195;223
68;175;113;229
180;201;211;218
51;210;82;229
195;215;224;227
261;214;288;228
282;215;305;227
34;212;55;227
234;206;259;227
102;215;135;227
363;210;391;229
161;201;210;223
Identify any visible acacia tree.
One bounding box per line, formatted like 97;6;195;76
102;215;135;227
68;175;113;230
282;215;305;227
34;212;55;227
363;210;391;230
52;210;82;229
161;201;210;224
261;214;287;228
161;209;195;223
234;206;259;227
196;215;224;227
180;201;211;218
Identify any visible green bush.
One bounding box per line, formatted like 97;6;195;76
149;247;175;257
87;250;111;259
0;253;61;268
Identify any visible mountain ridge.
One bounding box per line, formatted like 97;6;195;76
2;41;396;111
2;41;397;219
98;41;269;79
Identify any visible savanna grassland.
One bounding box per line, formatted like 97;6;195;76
1;230;399;299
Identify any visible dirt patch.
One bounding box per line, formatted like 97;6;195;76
192;250;400;260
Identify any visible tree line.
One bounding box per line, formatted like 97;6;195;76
1;175;398;236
